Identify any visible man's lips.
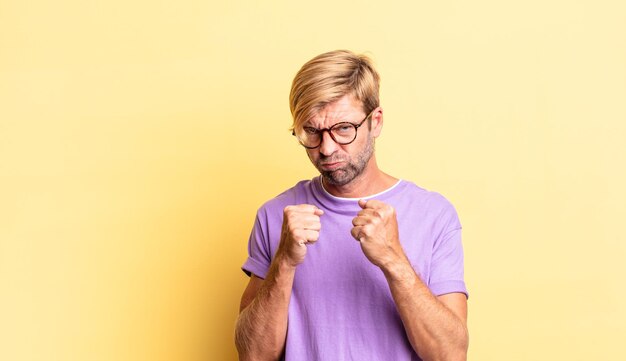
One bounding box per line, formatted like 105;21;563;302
319;161;344;170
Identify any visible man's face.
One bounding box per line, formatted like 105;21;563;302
304;95;380;187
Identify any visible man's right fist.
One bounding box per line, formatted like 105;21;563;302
277;204;323;267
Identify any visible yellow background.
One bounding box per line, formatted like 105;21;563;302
1;1;625;360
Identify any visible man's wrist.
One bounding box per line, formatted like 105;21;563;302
273;252;299;273
380;254;417;284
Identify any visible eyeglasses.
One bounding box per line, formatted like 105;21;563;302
292;110;373;149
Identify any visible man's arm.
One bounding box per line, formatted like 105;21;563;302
352;199;468;361
234;262;295;361
382;260;468;361
234;205;323;361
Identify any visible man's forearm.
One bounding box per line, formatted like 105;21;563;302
235;258;296;361
382;259;469;361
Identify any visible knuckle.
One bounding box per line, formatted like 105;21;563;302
300;204;314;212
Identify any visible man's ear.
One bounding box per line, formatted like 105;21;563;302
370;107;383;138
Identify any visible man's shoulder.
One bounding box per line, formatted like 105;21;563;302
397;180;458;214
396;180;450;201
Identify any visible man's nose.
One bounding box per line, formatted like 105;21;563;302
318;130;339;156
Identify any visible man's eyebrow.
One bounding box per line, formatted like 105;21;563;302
304;117;348;129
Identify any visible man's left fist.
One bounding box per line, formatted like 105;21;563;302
351;199;405;268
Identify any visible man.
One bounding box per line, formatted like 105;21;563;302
235;50;469;361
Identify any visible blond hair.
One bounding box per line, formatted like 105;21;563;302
289;50;380;133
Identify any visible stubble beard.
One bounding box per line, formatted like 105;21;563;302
317;136;375;187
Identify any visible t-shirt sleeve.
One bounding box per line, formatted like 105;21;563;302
241;208;272;279
428;199;468;299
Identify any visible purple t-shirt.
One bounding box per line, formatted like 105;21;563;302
243;176;467;361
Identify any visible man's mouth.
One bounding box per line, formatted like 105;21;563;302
319;161;344;171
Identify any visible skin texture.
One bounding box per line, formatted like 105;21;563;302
312;121;375;187
235;95;469;361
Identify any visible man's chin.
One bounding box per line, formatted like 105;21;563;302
321;169;353;187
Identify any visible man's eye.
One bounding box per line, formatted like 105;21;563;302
335;124;353;133
304;127;319;135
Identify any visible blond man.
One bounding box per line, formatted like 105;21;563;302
235;50;469;361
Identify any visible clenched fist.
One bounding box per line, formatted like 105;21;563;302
277;204;324;267
351;199;406;268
